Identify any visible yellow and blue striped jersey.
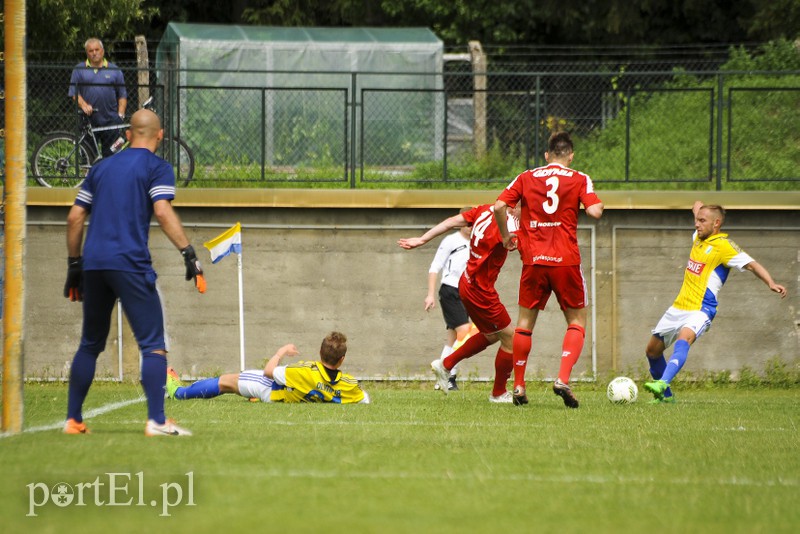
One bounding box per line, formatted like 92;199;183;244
269;361;366;404
672;232;753;318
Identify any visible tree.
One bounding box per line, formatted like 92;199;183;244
18;0;800;59
745;0;800;41
23;0;157;60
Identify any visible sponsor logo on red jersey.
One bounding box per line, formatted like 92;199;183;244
686;259;705;275
532;167;574;178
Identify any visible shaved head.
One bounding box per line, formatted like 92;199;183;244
127;109;163;150
130;109;161;139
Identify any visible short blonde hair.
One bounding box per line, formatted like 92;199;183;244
701;204;726;225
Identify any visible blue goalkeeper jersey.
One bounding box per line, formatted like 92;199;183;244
74;148;175;273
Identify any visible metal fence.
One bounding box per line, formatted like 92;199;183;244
17;65;800;189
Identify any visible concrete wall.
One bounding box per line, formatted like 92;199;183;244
17;190;800;380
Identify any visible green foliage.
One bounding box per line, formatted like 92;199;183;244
723;39;800;72
22;0;157;61
16;0;800;54
763;357;796;387
576;40;800;190
745;2;800;41
737;366;764;388
178;39;799;190
411;139;524;181
709;369;733;386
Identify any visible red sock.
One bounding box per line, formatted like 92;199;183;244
512;328;532;389
558;324;585;384
492;347;513;397
443;333;490;370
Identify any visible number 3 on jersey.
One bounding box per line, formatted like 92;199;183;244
543;177;560;214
470;209;494;248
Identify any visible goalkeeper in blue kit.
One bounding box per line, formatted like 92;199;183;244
63;109;205;437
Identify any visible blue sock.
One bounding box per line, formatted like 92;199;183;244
67;349;99;422
661;340;690;384
647;354;673;398
175;377;221;400
648;354;667;380
141;352;167;424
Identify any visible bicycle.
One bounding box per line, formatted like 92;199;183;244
30;96;195;188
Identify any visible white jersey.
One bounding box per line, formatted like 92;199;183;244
429;231;470;288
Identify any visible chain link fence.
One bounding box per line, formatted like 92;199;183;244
13;61;800;189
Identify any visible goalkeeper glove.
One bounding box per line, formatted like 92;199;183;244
180;245;206;294
64;256;84;302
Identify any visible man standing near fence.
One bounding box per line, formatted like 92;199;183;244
68;37;127;157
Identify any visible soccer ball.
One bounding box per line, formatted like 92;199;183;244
606;376;638;404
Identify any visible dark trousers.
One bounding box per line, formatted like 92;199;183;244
92;114;125;158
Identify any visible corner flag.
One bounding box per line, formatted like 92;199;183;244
203;222;247;370
203;223;242;263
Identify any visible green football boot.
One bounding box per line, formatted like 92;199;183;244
166;367;184;399
644;379;669;401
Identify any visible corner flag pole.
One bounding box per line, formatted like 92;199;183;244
237;250;245;372
203;222;245;372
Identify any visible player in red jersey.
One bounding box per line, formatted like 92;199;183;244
494;131;604;408
398;204;521;402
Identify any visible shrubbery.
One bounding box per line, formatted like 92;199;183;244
576;39;800;190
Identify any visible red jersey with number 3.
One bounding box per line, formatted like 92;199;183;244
461;204;518;293
497;163;601;266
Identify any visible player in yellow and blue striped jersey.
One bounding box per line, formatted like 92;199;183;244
643;201;787;402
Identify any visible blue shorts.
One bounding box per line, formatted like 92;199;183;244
79;270;167;354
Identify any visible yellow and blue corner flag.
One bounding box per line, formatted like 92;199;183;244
203;222;242;264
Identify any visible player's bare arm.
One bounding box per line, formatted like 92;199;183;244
493;200;517;250
425;272;437;311
66;204;88;257
743;261;787;298
154;199;206;293
585;202;604;219
397;214;467;250
153;199;191;251
263;343;301;378
692;200;704;216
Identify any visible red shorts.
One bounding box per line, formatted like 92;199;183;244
518;264;588;311
459;278;511;334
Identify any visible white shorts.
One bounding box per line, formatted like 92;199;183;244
652;306;712;349
237;370;275;403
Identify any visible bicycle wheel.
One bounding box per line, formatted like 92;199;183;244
31;133;93;188
161;137;195;186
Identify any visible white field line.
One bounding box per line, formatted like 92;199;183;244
201;467;798;488
193;419;798;432
0;396;146;438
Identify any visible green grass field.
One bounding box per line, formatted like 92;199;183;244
2;381;798;533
